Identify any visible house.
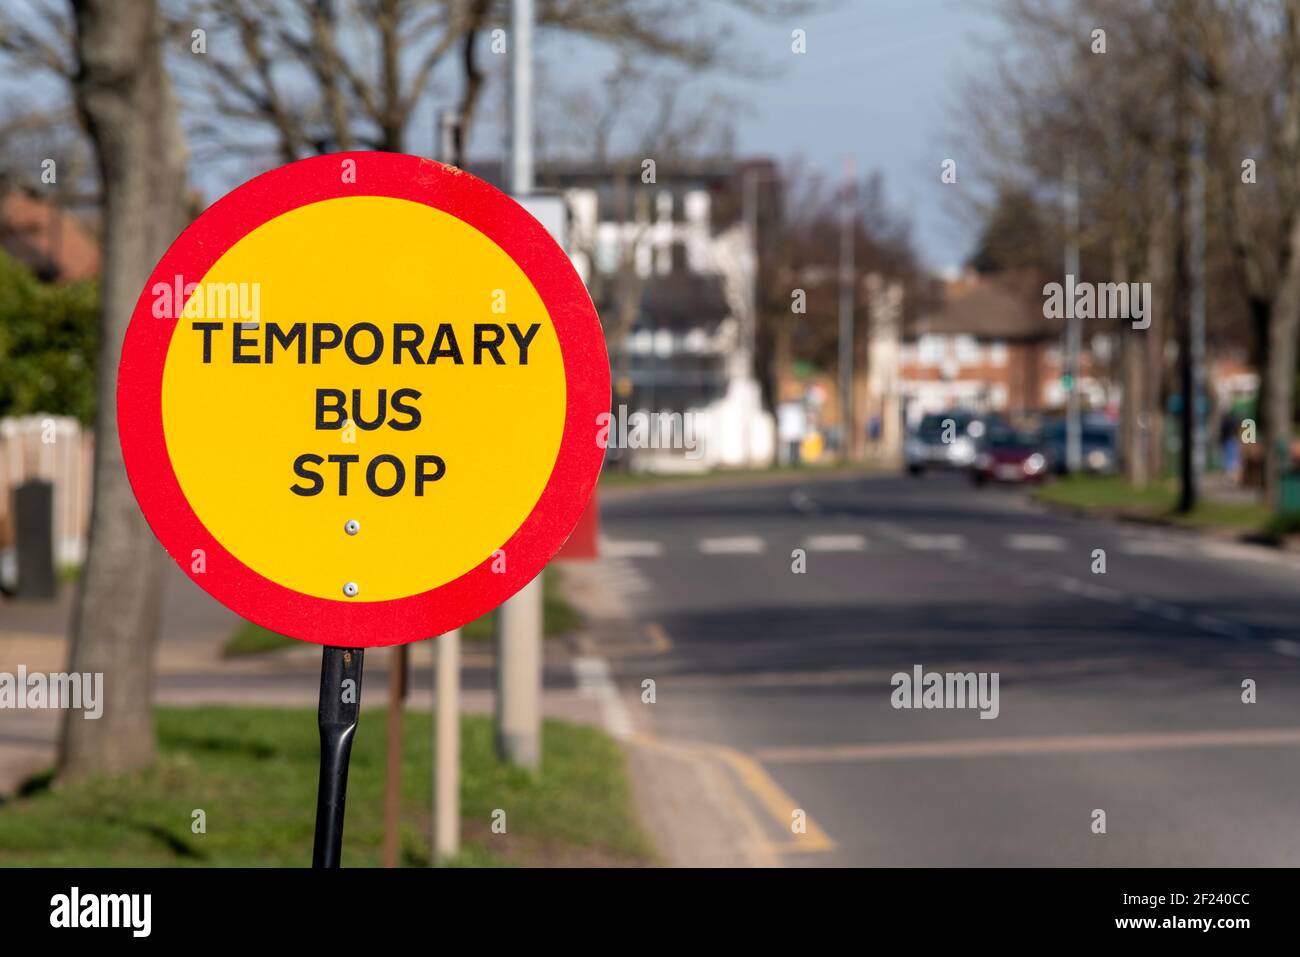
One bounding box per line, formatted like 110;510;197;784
0;184;100;282
899;270;1108;425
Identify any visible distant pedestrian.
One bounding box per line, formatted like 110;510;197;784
1220;412;1241;478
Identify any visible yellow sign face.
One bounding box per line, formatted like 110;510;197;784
160;196;566;602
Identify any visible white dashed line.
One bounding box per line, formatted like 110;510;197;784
1006;533;1067;551
803;534;868;552
1076;581;1125;603
601;538;664;558
699;536;767;555
903;534;965;551
1272;639;1300;658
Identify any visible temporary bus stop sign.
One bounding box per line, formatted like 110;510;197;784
118;152;609;648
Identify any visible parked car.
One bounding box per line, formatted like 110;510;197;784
1042;417;1118;475
971;425;1051;485
905;411;1007;475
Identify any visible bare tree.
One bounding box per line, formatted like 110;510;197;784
56;0;189;781
956;0;1300;499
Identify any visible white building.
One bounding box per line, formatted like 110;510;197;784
548;160;775;471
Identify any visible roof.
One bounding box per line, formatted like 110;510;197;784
0;187;100;283
909;270;1051;342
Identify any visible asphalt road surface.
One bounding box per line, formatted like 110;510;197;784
598;471;1300;866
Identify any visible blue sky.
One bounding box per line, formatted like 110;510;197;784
725;0;1006;271
524;0;1009;273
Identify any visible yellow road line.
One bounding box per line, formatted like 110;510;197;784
631;731;835;857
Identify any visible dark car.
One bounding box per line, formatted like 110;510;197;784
1042;418;1118;475
971;426;1050;485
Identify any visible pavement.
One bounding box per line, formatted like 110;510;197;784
587;470;1300;866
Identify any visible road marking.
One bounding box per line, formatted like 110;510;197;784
601;538;664;558
903;533;964;551
598;558;653;599
572;656;633;740
1273;639;1300;658
1006;533;1066;551
1078;582;1125;603
628;733;782;867
754;727;1300;764
803;533;867;552
1191;613;1249;639
699;535;766;554
1119;538;1186;557
1200;541;1274;563
631;732;835;856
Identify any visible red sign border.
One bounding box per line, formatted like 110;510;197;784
118;152;608;647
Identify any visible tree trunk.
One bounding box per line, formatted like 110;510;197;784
1266;215;1300;507
1142;183;1171;483
58;0;189;782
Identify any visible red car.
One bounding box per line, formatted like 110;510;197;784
971;428;1050;485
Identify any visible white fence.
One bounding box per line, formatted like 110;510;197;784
0;415;93;572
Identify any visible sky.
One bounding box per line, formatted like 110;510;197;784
723;0;1007;272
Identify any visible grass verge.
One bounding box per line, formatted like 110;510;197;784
223;569;583;656
1033;475;1274;532
0;707;653;867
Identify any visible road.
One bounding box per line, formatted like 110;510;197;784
595;471;1300;866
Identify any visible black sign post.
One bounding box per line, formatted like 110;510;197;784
312;646;365;867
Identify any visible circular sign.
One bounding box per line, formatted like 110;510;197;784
119;152;608;647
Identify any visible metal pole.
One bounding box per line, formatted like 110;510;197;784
509;0;533;197
382;644;408;867
1064;160;1082;474
496;574;542;769
435;628;461;861
743;167;759;466
432;121;464;863
496;0;542;771
313;645;365;868
438;111;463;168
838;161;855;462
